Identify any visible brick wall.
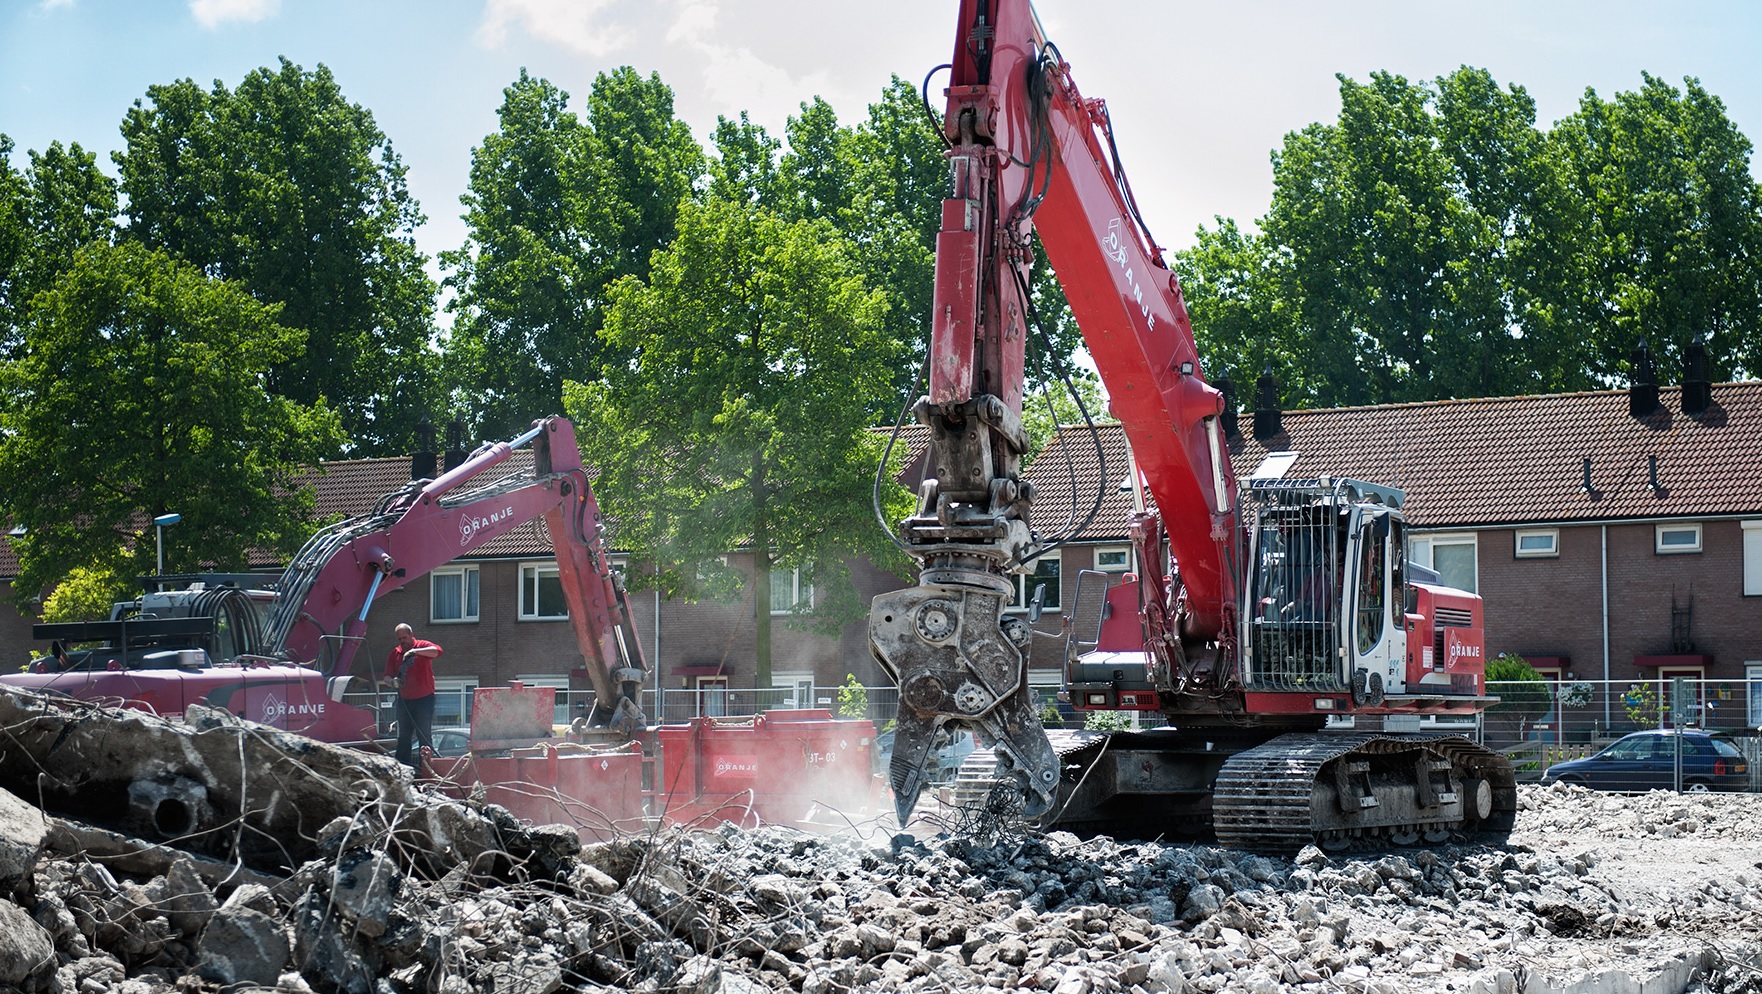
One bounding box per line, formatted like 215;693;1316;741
0;583;37;671
1480;520;1762;684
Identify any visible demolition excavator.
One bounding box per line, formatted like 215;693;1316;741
12;417;648;743
870;0;1516;850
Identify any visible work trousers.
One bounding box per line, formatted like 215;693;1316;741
395;694;436;772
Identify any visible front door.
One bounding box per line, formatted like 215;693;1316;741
1350;509;1407;697
696;677;728;718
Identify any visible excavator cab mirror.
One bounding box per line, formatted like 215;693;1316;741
1028;582;1047;623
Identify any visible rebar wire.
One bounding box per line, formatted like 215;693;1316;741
872;355;931;558
1006;261;1108;569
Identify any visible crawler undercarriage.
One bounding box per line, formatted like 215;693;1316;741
951;728;1519;852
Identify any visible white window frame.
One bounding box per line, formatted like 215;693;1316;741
513;674;572;725
519;561;569;620
1094;546;1131;572
1009;551;1062;613
1513;529;1558;559
429;566;480;623
1412;533;1478;594
433;677;480;727
773;672;815;709
769;566;814;615
1748;662;1762;728
1655;522;1702;555
1742;521;1762;596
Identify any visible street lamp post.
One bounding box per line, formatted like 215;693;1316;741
153;513;181;576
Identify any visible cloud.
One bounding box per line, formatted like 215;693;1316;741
477;0;628;58
664;1;829;130
38;0;75;10
189;0;280;30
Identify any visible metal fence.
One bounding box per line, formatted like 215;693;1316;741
347;674;1762;791
1482;676;1762;790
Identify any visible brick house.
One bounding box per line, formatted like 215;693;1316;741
6;379;1760;729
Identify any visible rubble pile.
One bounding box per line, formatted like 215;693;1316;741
2;683;1761;994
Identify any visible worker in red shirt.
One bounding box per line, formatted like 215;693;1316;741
383;622;442;773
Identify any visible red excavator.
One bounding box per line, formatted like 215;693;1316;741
8;417;648;744
870;0;1515;851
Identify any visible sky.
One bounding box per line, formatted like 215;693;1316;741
4;0;1761;278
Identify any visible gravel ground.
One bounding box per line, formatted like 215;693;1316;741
10;777;1762;993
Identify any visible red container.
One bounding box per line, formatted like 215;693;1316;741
432;743;643;844
427;683;645;843
653;709;876;828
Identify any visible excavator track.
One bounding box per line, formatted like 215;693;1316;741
1213;732;1518;852
947;729;1517;853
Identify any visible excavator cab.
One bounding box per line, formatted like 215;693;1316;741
1242;479;1407;706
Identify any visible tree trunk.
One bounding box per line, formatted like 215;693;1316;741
752;448;771;689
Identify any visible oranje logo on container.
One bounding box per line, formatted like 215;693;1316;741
713;757;758;778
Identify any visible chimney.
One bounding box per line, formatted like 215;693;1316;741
1682;338;1711;416
1216;372;1239;439
443;418;469;472
411;417;437;481
1253;366;1282;440
1629;340;1658;417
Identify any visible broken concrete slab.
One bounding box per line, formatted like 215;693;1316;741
0;785;46;895
0;899;56;990
195;904;289;988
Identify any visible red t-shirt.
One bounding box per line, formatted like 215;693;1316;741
384;639;441;699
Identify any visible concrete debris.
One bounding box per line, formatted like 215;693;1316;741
2;685;1762;992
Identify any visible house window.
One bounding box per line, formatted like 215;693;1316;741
697;677;728;718
1412;533;1477;594
514;674;572;724
1748;662;1762;728
769;566;814;614
1514;529;1558;559
1012;552;1061;612
1655;523;1702;555
1094;546;1131;572
430;567;480;623
773;673;815;709
1743;521;1762;596
433;678;479;726
520;562;568;620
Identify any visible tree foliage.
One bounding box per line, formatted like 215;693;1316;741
115;58;436;454
0;137;118;354
566;197;911;684
443;68;704;440
1486;653;1551;715
1550;74;1762;382
1178;68;1762;408
0;242;344;606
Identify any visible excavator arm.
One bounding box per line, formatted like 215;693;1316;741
872;0;1237;823
261;417;648;736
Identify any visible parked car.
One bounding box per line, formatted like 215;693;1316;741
429;726;472;757
1541;729;1749;793
873;726;978;783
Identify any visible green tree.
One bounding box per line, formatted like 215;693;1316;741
0;137;119;354
1178;217;1300;400
39;556;131;624
566;198;911;686
836;674;869;720
1549;74;1762;381
1182;67;1762;407
0;241;344;606
0;137;29;348
840;78;947;400
115;58;436;454
443;68;704;440
442;71;595;440
1485;653;1551;715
